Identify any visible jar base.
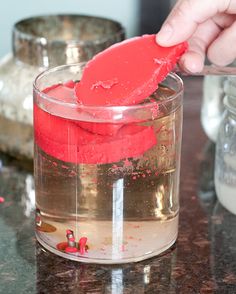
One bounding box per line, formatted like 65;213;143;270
36;232;177;264
35;216;178;264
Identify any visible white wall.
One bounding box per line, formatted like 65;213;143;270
0;0;140;58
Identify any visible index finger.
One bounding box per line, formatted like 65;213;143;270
156;0;232;46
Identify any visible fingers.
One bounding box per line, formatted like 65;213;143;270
156;0;229;46
207;20;236;66
213;12;236;28
179;19;221;72
155;0;236;70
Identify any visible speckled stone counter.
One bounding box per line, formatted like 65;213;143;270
1;77;236;294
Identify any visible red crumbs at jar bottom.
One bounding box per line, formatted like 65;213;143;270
75;34;187;106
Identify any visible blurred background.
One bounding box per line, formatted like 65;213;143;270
0;0;173;58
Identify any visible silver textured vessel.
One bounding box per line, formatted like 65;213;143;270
0;15;125;159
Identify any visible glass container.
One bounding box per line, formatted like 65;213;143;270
201;76;226;142
0;15;124;159
215;77;236;214
33;63;183;264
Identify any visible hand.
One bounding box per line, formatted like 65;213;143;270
156;0;236;73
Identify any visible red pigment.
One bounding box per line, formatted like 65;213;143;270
78;237;88;255
41;82;123;136
77;121;122;136
34;36;186;164
64;79;76;89
0;197;5;203
61;165;69;169
123;158;132;167
65;247;78;253
34;100;157;164
121;245;125;252
56;242;68;251
75;34;187;106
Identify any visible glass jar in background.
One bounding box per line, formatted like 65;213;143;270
33;64;183;264
0;15;124;160
215;77;236;214
201;76;226;142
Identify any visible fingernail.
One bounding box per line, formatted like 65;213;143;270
156;23;173;44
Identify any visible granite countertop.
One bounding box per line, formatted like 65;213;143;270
1;77;236;294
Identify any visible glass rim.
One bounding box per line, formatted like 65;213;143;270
33;63;183;112
14;14;125;46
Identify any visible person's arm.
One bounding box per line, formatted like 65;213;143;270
156;0;236;72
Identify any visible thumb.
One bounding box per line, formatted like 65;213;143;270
156;0;230;46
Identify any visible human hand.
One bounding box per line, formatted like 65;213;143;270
156;0;236;73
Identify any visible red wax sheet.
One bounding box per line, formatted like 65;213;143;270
77;121;122;136
41;83;123;136
75;34;187;106
34;102;156;164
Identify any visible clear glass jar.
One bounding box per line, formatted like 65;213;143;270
0;15;124;160
34;64;183;264
201;76;226;142
215;77;236;214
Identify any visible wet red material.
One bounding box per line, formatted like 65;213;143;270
75;34;187;106
34;99;157;164
33;35;185;165
78;237;88;255
56;242;68;251
65;247;78;253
